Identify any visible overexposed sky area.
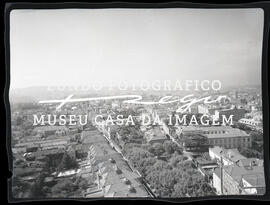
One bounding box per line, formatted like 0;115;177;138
10;8;264;88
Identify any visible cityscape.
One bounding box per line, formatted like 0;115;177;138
8;8;265;199
10;85;265;198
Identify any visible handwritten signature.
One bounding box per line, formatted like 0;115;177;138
38;94;227;113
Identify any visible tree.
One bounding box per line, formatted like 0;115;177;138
147;160;171;173
163;141;178;155
151;143;165;157
76;177;90;190
58;152;78;171
51;178;79;197
118;126;144;144
250;131;263;142
29;173;46;198
172;173;215;197
137;157;157;176
126;147;153;169
169;155;187;168
122;143;141;155
44;153;64;172
145;160;205;197
238;146;263;159
159;170;177;191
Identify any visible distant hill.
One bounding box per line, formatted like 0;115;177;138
9;86;71;103
8;86;116;104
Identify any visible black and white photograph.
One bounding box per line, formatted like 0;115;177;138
6;4;268;200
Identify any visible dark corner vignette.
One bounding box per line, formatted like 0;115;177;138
4;2;270;203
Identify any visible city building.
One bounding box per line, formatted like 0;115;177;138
144;126;168;144
208;146;263;168
213;165;265;195
239;118;262;129
33;125;68;138
180;126;251;149
209;146;246;166
215;108;247;122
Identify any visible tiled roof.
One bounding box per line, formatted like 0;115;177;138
237;158;264;167
213;165;265;190
210;146;246;163
224;165;265;184
243;173;265;187
182;126;249;138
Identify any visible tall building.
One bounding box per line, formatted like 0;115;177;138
180;126;251;149
213;165;265;195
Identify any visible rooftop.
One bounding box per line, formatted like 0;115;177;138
224;165;265;185
181;126;249;138
145;126;167;142
242;173;265;187
210;146;246;163
90;147;149;197
33;125;68;132
237;158;264;167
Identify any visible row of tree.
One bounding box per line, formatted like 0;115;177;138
108;123;215;197
12;151;80;198
124;143;215;197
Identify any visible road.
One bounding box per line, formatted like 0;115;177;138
95;124;156;198
161;123;194;161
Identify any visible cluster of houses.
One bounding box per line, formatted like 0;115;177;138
12;122;151;197
209;146;265;195
77;130;151;197
11;88;264;197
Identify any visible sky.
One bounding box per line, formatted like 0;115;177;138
10;8;264;89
